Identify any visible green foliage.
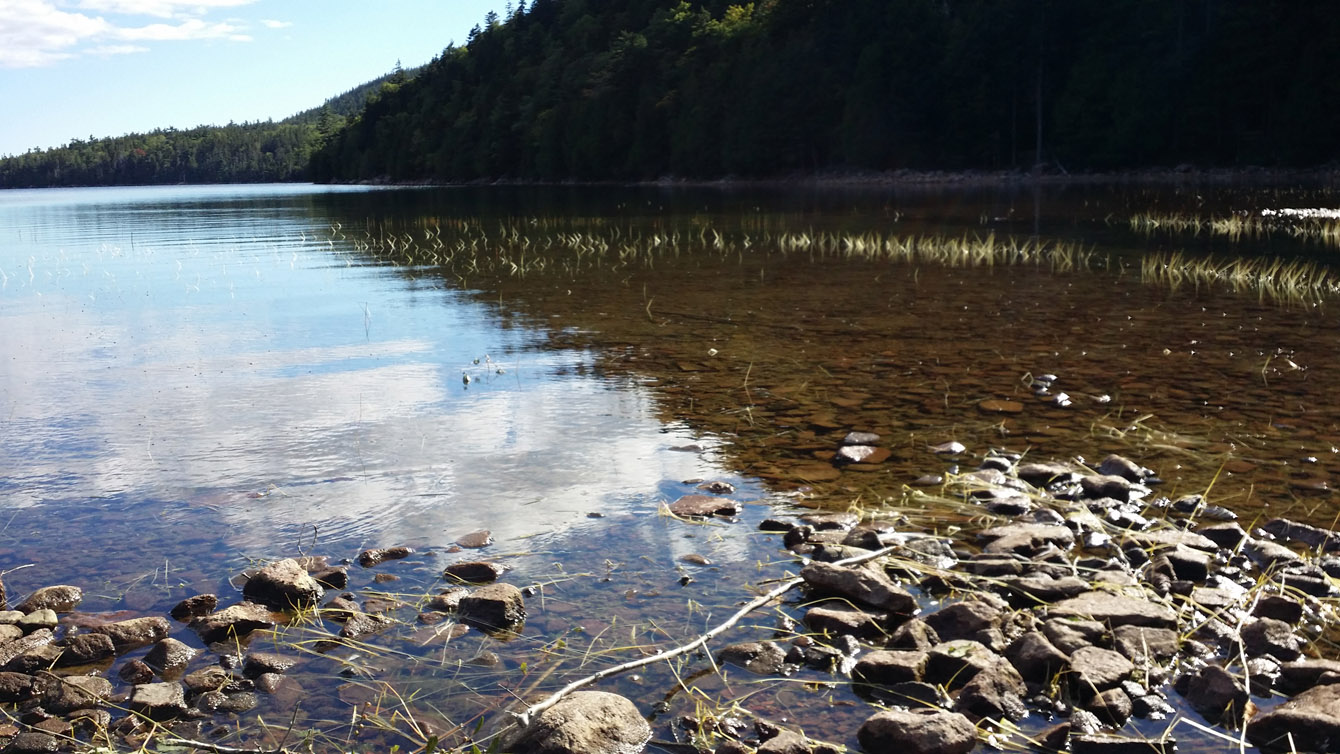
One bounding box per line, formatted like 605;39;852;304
0;65;422;188
312;0;1340;183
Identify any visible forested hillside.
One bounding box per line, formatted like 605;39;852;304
0;66;417;187
312;0;1340;182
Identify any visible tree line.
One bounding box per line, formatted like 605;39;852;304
0;66;417;188
312;0;1340;182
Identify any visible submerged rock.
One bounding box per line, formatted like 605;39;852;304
443;561;507;584
718;642;790;675
357;547;414;568
169;594;218;622
190;602;277;644
800;562;915;614
129;681;188;721
506;691;651;754
89;616;171;653
668;495;742;518
1248;683;1340;752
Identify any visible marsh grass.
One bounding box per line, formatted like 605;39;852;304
1140;249;1340;303
1130;210;1340;248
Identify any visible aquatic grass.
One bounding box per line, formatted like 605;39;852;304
1141;249;1340;303
1131;209;1340;248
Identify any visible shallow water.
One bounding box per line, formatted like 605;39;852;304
1;182;1339;752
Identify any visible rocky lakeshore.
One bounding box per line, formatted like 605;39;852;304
2;448;1340;753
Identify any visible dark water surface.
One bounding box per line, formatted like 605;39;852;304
2;182;1339;752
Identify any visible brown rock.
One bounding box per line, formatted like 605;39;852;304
854;650;927;685
129;681;188;721
459;583;526;632
717;642;789;675
142;638;198;678
1247;683;1340;752
357;547;414;568
804;604;889;641
54;633;116;667
1183;664;1248;723
924;640;1000;690
16;586;82;613
242;558;324;609
455;530;494;549
668;495;742;518
506;691;650;754
169;594;217;622
1005;631;1070;683
190;602;277;644
443;561;507;584
1049;591;1177;629
858;707;977;754
88;616;171;653
800;561;915;613
1068;646;1135;696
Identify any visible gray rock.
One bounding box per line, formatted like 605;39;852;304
16;586;82;613
717;642;789;675
1245;538;1302;570
954;659;1027;721
357;546;414;567
1068;646;1134;696
756;730;810;754
190;602;277;644
1049;591;1177;629
922;600;1003;643
803;604;889;641
5;644;62;673
668;494;741;518
1261;518;1340;551
443;561;507;584
5;732;61;754
169;594;218;622
1087;687;1133;726
853;650;927;685
858;707;977;754
1042;618;1107;655
1123;528;1219;552
1253;595;1304;624
1081;474;1139;501
40;673;112;713
0;671;36;702
0;628;53;667
1016;462;1078;487
1183;664;1248;723
1242;618;1303;661
195;689;259;714
1111;625;1180;664
243;651;297;677
143;638;198;678
1071;734;1176;754
800;562;915;614
0;624;20;643
18;608;58;633
1097;455;1145;483
1248;684;1340;752
997;574;1090;605
89;616;171;653
130;681;188;720
459;583;526;632
54;633;116;667
242;558;324;610
1164;545;1211;582
1005;631;1069;683
978;523;1075;555
924;640;999;690
507;691;651;754
1278;659;1340;694
1198;522;1248;549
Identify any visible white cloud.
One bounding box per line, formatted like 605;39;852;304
76;0;256;19
87;43;150;56
0;0;253;68
260;19;291;29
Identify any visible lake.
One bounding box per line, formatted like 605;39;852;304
1;181;1339;752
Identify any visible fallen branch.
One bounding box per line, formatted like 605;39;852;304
514;543;898;728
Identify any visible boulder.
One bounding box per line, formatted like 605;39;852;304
1005;631;1070;683
1241;618;1303;661
1049;592;1177;629
668;495;741;518
357;547;414;568
16;586;82;613
443;561;507;584
1068;647;1134;696
1110;625;1179;664
40;673;112;713
89;616;171;653
1086;687;1133;726
190;602;277;644
129;681;188;721
169;594;218;622
1247;683;1340;752
717;642;789;675
800;562;915;613
1182;664;1248;723
858;707;977;754
0;671;36;702
804;604;889;641
142;638;199;678
53;633;116;667
924;640;999;690
922;600;1003;643
977;523;1075;555
954;659;1027;721
0;629;53;667
853;650;927;686
242;558;324;610
459;583;526;632
507;691;651;754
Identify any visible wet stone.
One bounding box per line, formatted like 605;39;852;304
978;399;1024;414
1087;687;1133;726
800;561;915;614
169;594;217;622
339;612;393;640
143;638;198;678
243;652;297;677
455;530;494;549
54;633;116;667
668;494;741;518
1241;618;1303;661
717;642;789;675
242;558;324;609
18;609;57;633
1111;625;1179;664
0;672;36;702
835;445;890;464
853;650;927;685
0;629;53;668
1049;592;1177;629
803;604;889;642
90;616;171;653
858;707;977;754
130;681;188;721
427;587;470;612
1069;646;1134;695
119;659;154;684
1183;664;1248;723
924;640;999;690
458;583;526;632
1005;632;1070;683
506;691;651;754
311;567;349;590
195;689;260;714
41;674;113;713
921;600;1003;643
5;732;61;754
357;546;414;568
1071;733;1176;754
1247;683;1340;753
16;586;83;613
954;659;1028;721
190;602;277;644
1081;474;1139;502
443;561;506;584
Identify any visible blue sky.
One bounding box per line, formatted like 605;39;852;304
0;0;505;157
